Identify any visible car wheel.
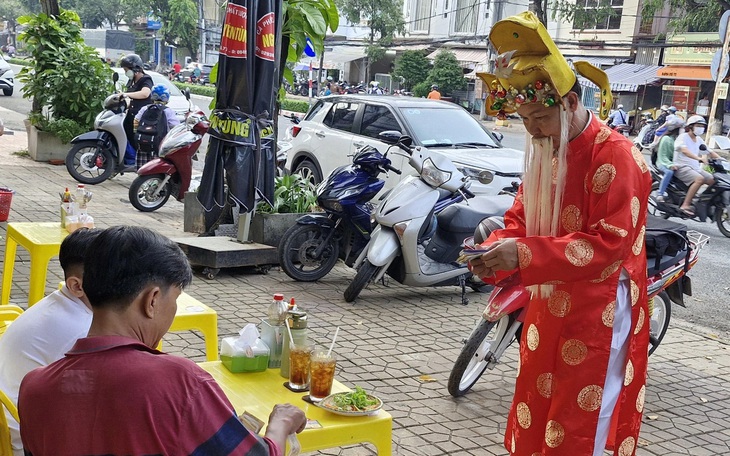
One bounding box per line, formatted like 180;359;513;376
294;159;322;184
2;87;12;96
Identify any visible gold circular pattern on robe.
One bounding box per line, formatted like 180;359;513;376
636;384;646;413
602;301;616;327
562;339;588;366
624;360;635;386
631;197;640;227
536;372;554;398
527;324;540;351
592;163;616;194
517;241;532;269
594;127;612;144
632;225;646;256
632;146;649;173
561;205;582;233
511;432;516;453
547;291;571;317
516;402;532;429
544;420;565;448
630;280;639;306
634;307;645;335
600;219;628;238
543;280;565;285
591;260;623;283
565;239;594;267
577;384;603;412
618;436;636;456
516;354;521;377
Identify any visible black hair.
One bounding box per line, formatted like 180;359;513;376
569;80;582;98
82;226;193;310
59;228;102;279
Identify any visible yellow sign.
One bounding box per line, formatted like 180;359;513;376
718;83;729;100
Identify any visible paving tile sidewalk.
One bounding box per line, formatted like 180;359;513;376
1;131;729;455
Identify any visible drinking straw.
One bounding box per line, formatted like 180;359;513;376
326;327;340;357
285;320;294;346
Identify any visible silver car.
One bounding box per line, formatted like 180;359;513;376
0;54;14;96
284;95;524;195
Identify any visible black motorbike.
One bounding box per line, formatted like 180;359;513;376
649;155;730;237
278;146;400;281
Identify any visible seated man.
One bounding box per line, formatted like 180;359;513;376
18;226;306;455
0;228;101;456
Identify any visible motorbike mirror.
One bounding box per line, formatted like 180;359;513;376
492;131;504;143
378;130;403;145
184;89;191;100
112;72;119;83
398;135;413;148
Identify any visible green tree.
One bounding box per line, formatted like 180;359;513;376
640;0;728;34
393;50;430;90
163;0;199;56
336;0;404;82
61;0;126;28
427;50;465;96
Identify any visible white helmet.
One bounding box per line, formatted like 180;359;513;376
686;115;707;126
617;104;624;110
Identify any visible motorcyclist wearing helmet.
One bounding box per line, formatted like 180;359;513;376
427;84;441;100
655;117;685;201
673;115;721;215
132;84;179;168
120;53;153;151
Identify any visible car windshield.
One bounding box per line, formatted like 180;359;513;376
398;107;500;148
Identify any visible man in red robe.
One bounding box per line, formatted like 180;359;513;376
469;11;652;456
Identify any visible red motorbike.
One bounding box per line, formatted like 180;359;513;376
447;215;709;397
129;111;209;212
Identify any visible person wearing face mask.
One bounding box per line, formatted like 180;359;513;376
119;54;153;154
672;115;721;216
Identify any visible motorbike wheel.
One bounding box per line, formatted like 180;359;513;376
344;260;379;303
649;291;672;356
129;174;171;212
65;141;116;185
715;206;730;238
448;315;514;397
278;224;340;281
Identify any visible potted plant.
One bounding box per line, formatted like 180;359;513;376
17;10;112;161
250;173;319;247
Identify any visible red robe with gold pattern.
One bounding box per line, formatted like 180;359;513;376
483;117;652;455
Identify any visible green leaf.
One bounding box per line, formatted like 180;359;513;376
301;3;327;35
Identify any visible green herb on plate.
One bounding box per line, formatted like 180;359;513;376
332;386;379;411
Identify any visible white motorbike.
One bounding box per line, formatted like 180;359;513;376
343;131;515;304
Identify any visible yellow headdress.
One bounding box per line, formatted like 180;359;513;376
477;11;612;120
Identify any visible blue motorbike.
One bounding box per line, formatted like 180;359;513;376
278;146;401;281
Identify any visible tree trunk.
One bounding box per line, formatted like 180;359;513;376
39;0;60;17
529;0;547;25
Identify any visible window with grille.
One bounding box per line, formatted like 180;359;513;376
638;14;653;34
453;0;477;34
573;0;623;31
412;0;432;32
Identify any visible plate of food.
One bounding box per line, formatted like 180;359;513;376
316;386;383;416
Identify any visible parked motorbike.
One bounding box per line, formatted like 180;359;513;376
65;76;138;184
343;132;514;304
278;145;400;281
128;111;209;212
447;215;709;397
649;154;730;237
610;123;631;137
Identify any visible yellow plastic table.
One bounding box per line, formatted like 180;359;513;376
169;292;219;361
198;363;393;455
1;223;68;307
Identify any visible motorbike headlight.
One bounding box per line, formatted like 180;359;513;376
421;157;452;187
321;199;343;212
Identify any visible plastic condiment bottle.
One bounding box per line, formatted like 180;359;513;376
280;308;308;378
264;294;287;368
75;184;87;213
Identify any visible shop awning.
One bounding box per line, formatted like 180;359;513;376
427;48;489;68
295;47;365;71
657;65;713;81
579;63;663;92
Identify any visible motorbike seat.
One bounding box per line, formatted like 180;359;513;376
436;195;514;234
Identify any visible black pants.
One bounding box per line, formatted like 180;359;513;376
124;112;138;150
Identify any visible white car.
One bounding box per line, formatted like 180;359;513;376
112;68;191;121
0;54;14;96
284;95;524;195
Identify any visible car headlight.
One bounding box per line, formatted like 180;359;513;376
421;157;452;187
454;162;495;185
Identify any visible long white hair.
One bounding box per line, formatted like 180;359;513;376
521;104;570;298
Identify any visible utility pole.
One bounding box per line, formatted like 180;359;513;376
707;12;730;144
199;0;206;62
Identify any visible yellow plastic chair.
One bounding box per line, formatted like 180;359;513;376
0;305;23;338
158;292;219;361
0;388;19;456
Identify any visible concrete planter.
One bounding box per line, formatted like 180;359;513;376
249;212;302;247
27;124;67;162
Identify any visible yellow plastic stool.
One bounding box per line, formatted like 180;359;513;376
163;292;219;361
1;223;68;307
0;388;19;456
0;305;23;338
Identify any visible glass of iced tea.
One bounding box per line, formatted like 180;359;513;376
309;350;336;401
288;343;313;391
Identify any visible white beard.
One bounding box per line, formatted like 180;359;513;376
521;107;570;298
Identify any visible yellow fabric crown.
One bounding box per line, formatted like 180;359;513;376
477;11;612;120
